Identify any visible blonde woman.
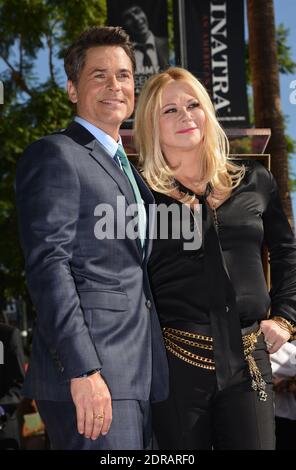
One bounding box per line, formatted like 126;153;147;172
134;67;296;449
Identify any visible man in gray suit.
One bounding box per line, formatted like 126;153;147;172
15;26;168;450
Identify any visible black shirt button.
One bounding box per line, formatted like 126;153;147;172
145;299;152;309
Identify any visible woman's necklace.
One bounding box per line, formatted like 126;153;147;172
209;198;219;232
174;179;211;201
175;179;219;233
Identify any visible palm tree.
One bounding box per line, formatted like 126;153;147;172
247;0;294;229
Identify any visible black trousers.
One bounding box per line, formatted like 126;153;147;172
275;417;296;450
152;331;275;450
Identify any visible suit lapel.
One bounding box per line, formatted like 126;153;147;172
61;122;153;262
91;140;148;258
61;122;142;207
89;140;137;208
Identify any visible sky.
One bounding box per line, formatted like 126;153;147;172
274;0;296;216
1;0;296;212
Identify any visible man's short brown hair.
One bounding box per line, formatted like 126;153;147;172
64;26;136;84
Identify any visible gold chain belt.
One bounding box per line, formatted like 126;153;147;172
163;326;267;401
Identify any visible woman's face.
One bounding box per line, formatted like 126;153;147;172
159;80;206;160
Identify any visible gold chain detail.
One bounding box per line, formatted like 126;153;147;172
212;206;219;231
163;327;213;342
164;337;215;365
242;328;262;356
272;316;296;337
164;343;215;370
164;330;213;351
163;325;268;401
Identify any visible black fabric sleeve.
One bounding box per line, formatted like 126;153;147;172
263;171;296;324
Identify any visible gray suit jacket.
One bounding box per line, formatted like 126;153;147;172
15;121;169;403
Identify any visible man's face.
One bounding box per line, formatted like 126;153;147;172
67;46;134;140
122;6;149;37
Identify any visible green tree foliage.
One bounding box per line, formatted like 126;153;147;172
0;0;107;304
275;25;296;193
246;23;296;82
246;22;296;194
276;24;296;74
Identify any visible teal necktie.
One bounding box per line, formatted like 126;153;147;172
115;145;146;249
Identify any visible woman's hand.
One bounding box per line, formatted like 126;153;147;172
260;319;291;354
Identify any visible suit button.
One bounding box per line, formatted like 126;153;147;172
226;305;230;312
145;299;152;310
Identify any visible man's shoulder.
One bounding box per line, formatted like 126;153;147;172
153;36;169;68
154;36;169;53
22;121;94;159
22;126;72;154
16;124;84;176
154;36;167;46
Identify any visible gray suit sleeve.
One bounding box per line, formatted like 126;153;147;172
15;137;102;380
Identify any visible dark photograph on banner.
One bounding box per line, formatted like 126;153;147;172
107;0;169;98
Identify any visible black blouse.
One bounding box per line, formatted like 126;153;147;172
148;160;296;328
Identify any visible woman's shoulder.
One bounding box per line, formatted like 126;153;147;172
150;189;180;205
231;157;268;174
232;158;273;190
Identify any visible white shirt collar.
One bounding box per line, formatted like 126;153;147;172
74;116;122;157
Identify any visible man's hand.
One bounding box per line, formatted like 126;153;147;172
70;372;112;440
260;319;290;354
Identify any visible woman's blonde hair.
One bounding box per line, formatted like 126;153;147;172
134;67;245;203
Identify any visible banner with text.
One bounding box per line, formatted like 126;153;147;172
177;0;249;126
